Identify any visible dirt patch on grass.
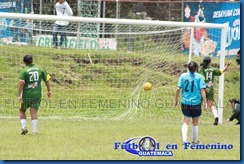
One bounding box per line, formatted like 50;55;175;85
72;56;143;66
157;61;188;76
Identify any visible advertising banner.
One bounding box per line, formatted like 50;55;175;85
183;2;240;56
36;35;117;50
0;0;32;43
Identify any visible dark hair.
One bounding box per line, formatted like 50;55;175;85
229;99;240;104
23;55;33;65
188;61;198;73
237;49;240;55
200;56;211;69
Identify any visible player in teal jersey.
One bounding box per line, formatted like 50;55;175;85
18;55;51;135
199;56;231;126
175;61;207;144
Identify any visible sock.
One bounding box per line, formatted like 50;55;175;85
212;109;218;118
192;126;198;143
20;119;27;129
182;123;188;142
31;119;38;134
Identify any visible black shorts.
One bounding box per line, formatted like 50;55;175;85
181;103;202;118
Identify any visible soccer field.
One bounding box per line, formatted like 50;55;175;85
0;119;240;160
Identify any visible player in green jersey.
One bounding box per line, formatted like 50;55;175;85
18;55;51;135
199;56;231;126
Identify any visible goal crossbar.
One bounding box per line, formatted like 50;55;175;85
0;12;226;29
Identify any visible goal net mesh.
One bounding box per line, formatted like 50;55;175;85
0;14;237;124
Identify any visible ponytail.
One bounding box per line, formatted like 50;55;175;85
201;56;211;69
188;61;199;73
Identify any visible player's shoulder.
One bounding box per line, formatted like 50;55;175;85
199;67;204;71
206;66;214;71
180;72;188;78
21;65;30;72
195;72;204;78
194;73;205;81
181;72;203;79
19;68;27;74
194;72;201;76
32;64;44;70
213;67;221;71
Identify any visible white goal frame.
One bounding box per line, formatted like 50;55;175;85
0;12;227;124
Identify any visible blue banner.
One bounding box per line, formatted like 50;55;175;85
0;0;32;43
183;2;240;56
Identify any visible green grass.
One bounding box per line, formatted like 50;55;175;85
0;45;240;160
0;119;240;160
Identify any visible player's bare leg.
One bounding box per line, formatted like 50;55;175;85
30;107;38;135
19;108;28;135
208;100;218;125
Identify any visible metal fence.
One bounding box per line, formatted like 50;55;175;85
33;0;239;22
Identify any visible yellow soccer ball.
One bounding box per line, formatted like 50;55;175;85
143;82;152;91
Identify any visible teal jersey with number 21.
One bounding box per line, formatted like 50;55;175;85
19;64;49;98
177;72;206;105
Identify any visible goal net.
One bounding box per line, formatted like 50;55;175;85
0;13;231;124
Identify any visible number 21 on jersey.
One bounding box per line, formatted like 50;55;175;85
184;79;194;92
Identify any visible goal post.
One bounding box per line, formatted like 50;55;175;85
0;12;228;123
218;26;228;124
187;24;228;124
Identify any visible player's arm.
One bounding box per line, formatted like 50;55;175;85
175;87;181;107
200;89;207;110
18;70;26;103
43;71;51;97
221;60;231;73
18;80;25;103
175;75;183;107
199;75;207;109
45;80;51;98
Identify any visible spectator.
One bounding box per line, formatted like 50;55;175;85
229;99;240;125
53;0;73;49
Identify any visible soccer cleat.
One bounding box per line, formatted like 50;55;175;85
58;46;61;49
21;128;28;135
182;141;190;146
33;132;37;135
214;117;219;126
192;141;200;144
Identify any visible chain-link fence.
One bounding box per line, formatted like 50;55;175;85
33;0;239;21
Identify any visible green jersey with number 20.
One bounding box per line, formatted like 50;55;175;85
19;64;50;98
